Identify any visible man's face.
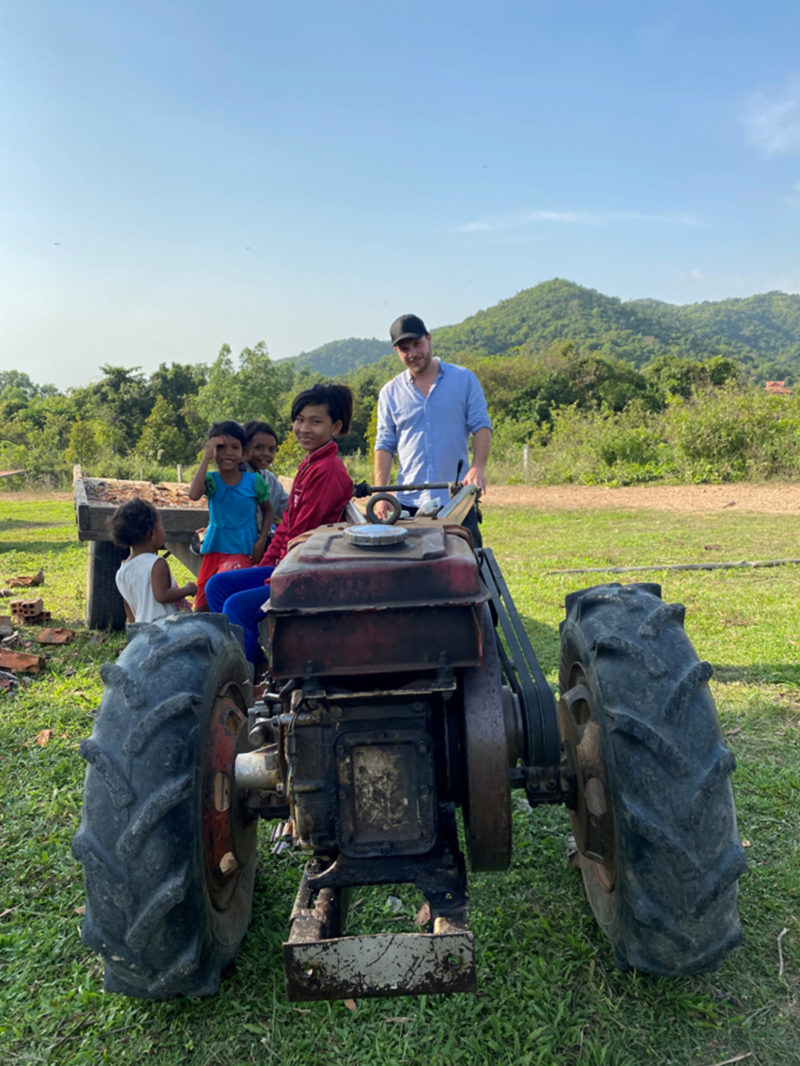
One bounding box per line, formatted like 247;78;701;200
394;333;433;377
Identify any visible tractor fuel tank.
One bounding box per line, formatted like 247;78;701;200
266;520;489;679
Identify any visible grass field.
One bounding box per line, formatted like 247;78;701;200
0;494;798;1066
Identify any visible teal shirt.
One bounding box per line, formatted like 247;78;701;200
202;470;269;555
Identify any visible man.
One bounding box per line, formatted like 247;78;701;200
373;313;492;545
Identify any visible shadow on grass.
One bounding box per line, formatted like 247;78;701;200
0;538;83;554
712;662;800;685
0;518;70;532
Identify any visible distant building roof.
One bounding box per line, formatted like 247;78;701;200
765;380;793;394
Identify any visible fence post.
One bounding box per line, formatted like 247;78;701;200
176;464;183;483
523;445;530;477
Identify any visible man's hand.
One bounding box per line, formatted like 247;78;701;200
372;448;395;521
373;497;393;521
462;466;487;494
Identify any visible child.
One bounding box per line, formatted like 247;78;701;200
243;420;289;523
206;384;354;665
188;420;273;611
110;498;197;623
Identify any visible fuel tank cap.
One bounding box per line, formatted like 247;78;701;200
343;524;408;549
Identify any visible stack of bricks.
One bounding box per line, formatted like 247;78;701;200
10;598;52;626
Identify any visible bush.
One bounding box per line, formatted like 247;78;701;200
664;387;800;482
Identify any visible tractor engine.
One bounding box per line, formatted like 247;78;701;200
238;517;514;998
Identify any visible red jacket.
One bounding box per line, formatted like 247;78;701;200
260;441;353;567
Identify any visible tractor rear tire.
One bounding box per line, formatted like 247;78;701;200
72;612;257;998
559;582;745;975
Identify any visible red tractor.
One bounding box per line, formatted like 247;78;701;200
73;485;745;1000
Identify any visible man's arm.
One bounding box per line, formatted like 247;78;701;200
372;449;396;520
462;427;492;494
373;448;394;488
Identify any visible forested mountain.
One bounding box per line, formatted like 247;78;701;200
290;337;389;376
286;280;800;383
4;279;800;489
433;280;800;380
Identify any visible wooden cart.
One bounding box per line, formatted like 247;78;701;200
73;466;208;630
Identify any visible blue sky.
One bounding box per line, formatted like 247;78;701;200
2;0;799;390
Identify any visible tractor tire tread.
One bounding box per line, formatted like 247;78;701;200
560;582;744;976
72;612;255;998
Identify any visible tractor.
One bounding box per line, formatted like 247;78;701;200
72;483;745;1000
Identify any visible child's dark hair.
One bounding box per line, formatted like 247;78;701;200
207;420;246;447
291;383;353;435
243;420;280;446
109;497;158;549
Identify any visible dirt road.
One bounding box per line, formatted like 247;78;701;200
3;482;800;515
482;482;800;515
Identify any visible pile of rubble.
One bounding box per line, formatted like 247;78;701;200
0;569;75;693
84;479;204;508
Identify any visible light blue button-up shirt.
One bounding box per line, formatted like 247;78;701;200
374;360;492;508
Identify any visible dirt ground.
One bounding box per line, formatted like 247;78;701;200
482;482;800;515
3;482;800;515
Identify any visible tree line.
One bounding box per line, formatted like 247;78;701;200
1;338;798;488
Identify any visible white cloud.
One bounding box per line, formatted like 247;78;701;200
743;78;800;155
460;208;702;234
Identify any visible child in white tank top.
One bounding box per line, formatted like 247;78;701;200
110;498;197;623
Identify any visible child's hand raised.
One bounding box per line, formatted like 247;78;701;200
203;436;225;461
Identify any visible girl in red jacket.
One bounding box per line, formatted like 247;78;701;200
205;383;353;664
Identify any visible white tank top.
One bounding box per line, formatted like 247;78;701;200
115;552;179;623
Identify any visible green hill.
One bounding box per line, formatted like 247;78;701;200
288;337;389;377
287;280;800;384
432;280;800;380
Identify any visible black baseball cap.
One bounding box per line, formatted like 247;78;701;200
390;314;428;346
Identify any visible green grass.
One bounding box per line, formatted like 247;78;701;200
1;494;798;1065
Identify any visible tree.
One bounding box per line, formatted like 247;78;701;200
194;343;294;428
0;370;57;402
644;355;705;399
136;395;189;464
77;366;153;454
66;420;105;466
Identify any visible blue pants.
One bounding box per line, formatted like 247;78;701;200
206;566;275;664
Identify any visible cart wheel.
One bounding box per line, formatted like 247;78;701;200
72;613;257;997
559;582;745;975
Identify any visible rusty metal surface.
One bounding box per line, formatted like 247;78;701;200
284;929;476;1000
267;521;488;677
335;729;436;856
202;689;257;910
461;606;512;871
270;605;484;678
269;521;487;611
558;681;617;891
